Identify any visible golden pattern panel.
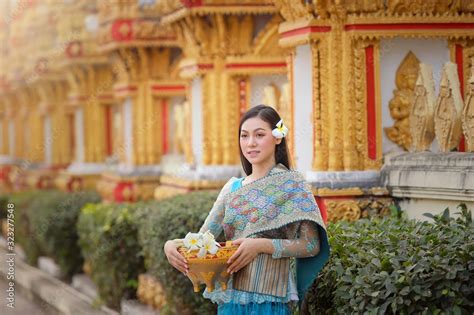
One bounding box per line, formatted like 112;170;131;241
326;200;361;222
327;19;345;171
410;63;436;152
326;197;394;223
341;33;359;170
434;62;464;152
352;40;368;169
387;0;465;15
272;0;313;22
384;51;420;151
462;61;474;152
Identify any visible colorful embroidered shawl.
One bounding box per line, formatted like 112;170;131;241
222;164;330;300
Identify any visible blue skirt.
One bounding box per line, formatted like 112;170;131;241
217;302;291;315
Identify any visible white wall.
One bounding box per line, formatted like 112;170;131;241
191;77;203;166
8;121;14;156
293;44;313;173
123;97;133;166
44;116;52;164
249;74;288;107
380;38;449;154
74;108;84;163
168;95;185;154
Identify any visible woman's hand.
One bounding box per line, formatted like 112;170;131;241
164;240;188;275
227;238;271;274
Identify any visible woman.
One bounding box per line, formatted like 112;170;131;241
164;105;330;314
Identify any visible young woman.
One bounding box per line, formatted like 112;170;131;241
164;105;330;314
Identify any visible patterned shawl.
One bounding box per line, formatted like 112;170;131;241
222;164;330;300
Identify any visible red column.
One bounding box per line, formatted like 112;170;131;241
365;45;377;160
455;44;466;152
161;99;169;155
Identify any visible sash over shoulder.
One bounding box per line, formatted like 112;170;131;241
221;164;330;299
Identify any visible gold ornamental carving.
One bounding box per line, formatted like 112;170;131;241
461;60;474;152
434;62;464;152
410;63;436;152
326;197;394;223
272;0;314;22
384;51;420;151
326;200;361;222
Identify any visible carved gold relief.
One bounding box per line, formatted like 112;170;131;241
272;0;313;22
326;197;394;223
326;200;361;222
410;64;436;151
384;52;420;151
462;60;474;152
434;62;464;152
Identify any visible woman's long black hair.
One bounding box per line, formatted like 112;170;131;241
238;104;292;175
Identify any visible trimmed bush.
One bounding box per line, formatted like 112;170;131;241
307;204;474;314
0;194;9;220
9;191;47;264
77;203;146;310
137;190;220;315
8;190;100;279
31;190;100;280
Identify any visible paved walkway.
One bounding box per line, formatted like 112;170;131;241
0;276;51;315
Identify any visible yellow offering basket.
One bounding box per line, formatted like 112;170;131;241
178;241;238;292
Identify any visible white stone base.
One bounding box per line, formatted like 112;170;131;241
121;299;160;315
305;170;381;189
0;155;17;164
72;274;98;300
399;198;473;221
382;151;474;219
161;154;242;181
382;152;474;201
176;164;242;181
115;164;162;177
37;256;61;279
67;162;109;175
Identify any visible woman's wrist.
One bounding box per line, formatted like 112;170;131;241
256;238;274;255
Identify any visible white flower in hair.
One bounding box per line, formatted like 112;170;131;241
272;119;289;139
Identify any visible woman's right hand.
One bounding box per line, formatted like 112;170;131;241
164;240;188;274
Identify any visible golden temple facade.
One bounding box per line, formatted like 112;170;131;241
0;0;473;219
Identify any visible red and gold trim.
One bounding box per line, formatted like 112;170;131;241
161;99;169;155
113;83;138;99
149;81;187;97
452;43;466;152
279;20;474;47
179;59;214;78
224;60;287;75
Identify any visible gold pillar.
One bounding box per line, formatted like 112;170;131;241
311;41;329;171
38;81;73;166
326;18;344;171
133;81;162;166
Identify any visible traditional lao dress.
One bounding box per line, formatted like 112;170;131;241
199;163;330;314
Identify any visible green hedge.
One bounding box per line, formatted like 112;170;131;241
8;190;100;279
307;204;474;314
77;203;146;310
137;191;220;315
0;194;9;220
8;191;44;265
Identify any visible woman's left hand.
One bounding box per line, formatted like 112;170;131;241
227;238;262;274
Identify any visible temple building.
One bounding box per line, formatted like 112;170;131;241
0;0;473;220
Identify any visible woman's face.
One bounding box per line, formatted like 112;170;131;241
240;116;281;166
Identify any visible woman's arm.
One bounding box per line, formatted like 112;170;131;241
271;221;320;258
227;221;321;273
